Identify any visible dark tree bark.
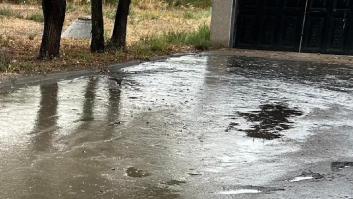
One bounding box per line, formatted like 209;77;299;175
39;0;66;59
110;0;131;49
91;0;105;53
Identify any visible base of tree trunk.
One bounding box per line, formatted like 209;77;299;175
111;0;131;50
39;0;66;59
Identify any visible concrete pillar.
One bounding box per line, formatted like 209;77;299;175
210;0;236;48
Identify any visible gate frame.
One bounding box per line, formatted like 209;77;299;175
210;0;238;48
213;0;353;54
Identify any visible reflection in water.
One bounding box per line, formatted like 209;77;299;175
2;55;353;198
67;77;105;147
81;77;98;121
237;103;303;140
126;167;151;178
225;56;353;92
331;162;353;172
102;77;122;141
26;83;58;199
107;76;122;124
31;83;58;152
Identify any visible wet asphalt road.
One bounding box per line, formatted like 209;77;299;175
1;53;353;199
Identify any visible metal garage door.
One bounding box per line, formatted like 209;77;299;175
233;0;353;54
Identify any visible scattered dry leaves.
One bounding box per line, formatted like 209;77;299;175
0;2;211;74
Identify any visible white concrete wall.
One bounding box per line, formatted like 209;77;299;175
210;0;235;48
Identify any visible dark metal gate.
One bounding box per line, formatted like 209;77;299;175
233;0;353;54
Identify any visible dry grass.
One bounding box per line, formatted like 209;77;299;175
0;2;211;73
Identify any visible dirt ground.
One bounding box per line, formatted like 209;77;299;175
3;1;353;77
0;2;210;73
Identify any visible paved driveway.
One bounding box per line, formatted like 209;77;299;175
1;52;353;199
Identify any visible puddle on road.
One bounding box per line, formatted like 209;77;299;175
289;171;324;182
126;167;151;178
139;185;180;199
217;185;284;195
331;162;353;171
218;189;262;195
1;54;353;198
236;103;303;140
225;55;353;92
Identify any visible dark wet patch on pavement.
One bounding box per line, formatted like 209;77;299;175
225;56;353;92
164;180;187;186
126;167;151;178
331;162;353;172
187;172;202;176
108;121;123;126
225;122;239;132
139;185;180;199
78;117;94;122
236;103;303;140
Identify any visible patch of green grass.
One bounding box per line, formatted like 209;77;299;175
26;12;43;22
130;36;169;59
105;9;116;20
183;9;211;20
0;51;10;72
148;37;169;52
0;7;22;18
184;24;210;50
140;12;160;20
105;0;118;5
0;7;44;22
164;31;188;43
183;11;195;19
166;0;211;8
165;24;210;49
0;7;13;17
130;24;210;59
75;51;91;61
17;0;40;4
82;4;91;14
66;3;76;13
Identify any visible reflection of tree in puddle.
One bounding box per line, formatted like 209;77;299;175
80;77;98;121
236;103;302;140
31;83;58;152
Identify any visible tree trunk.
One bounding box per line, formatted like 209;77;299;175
91;0;105;53
39;0;66;59
110;0;131;49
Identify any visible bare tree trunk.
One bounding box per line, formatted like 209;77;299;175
39;0;66;59
110;0;131;49
91;0;105;52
